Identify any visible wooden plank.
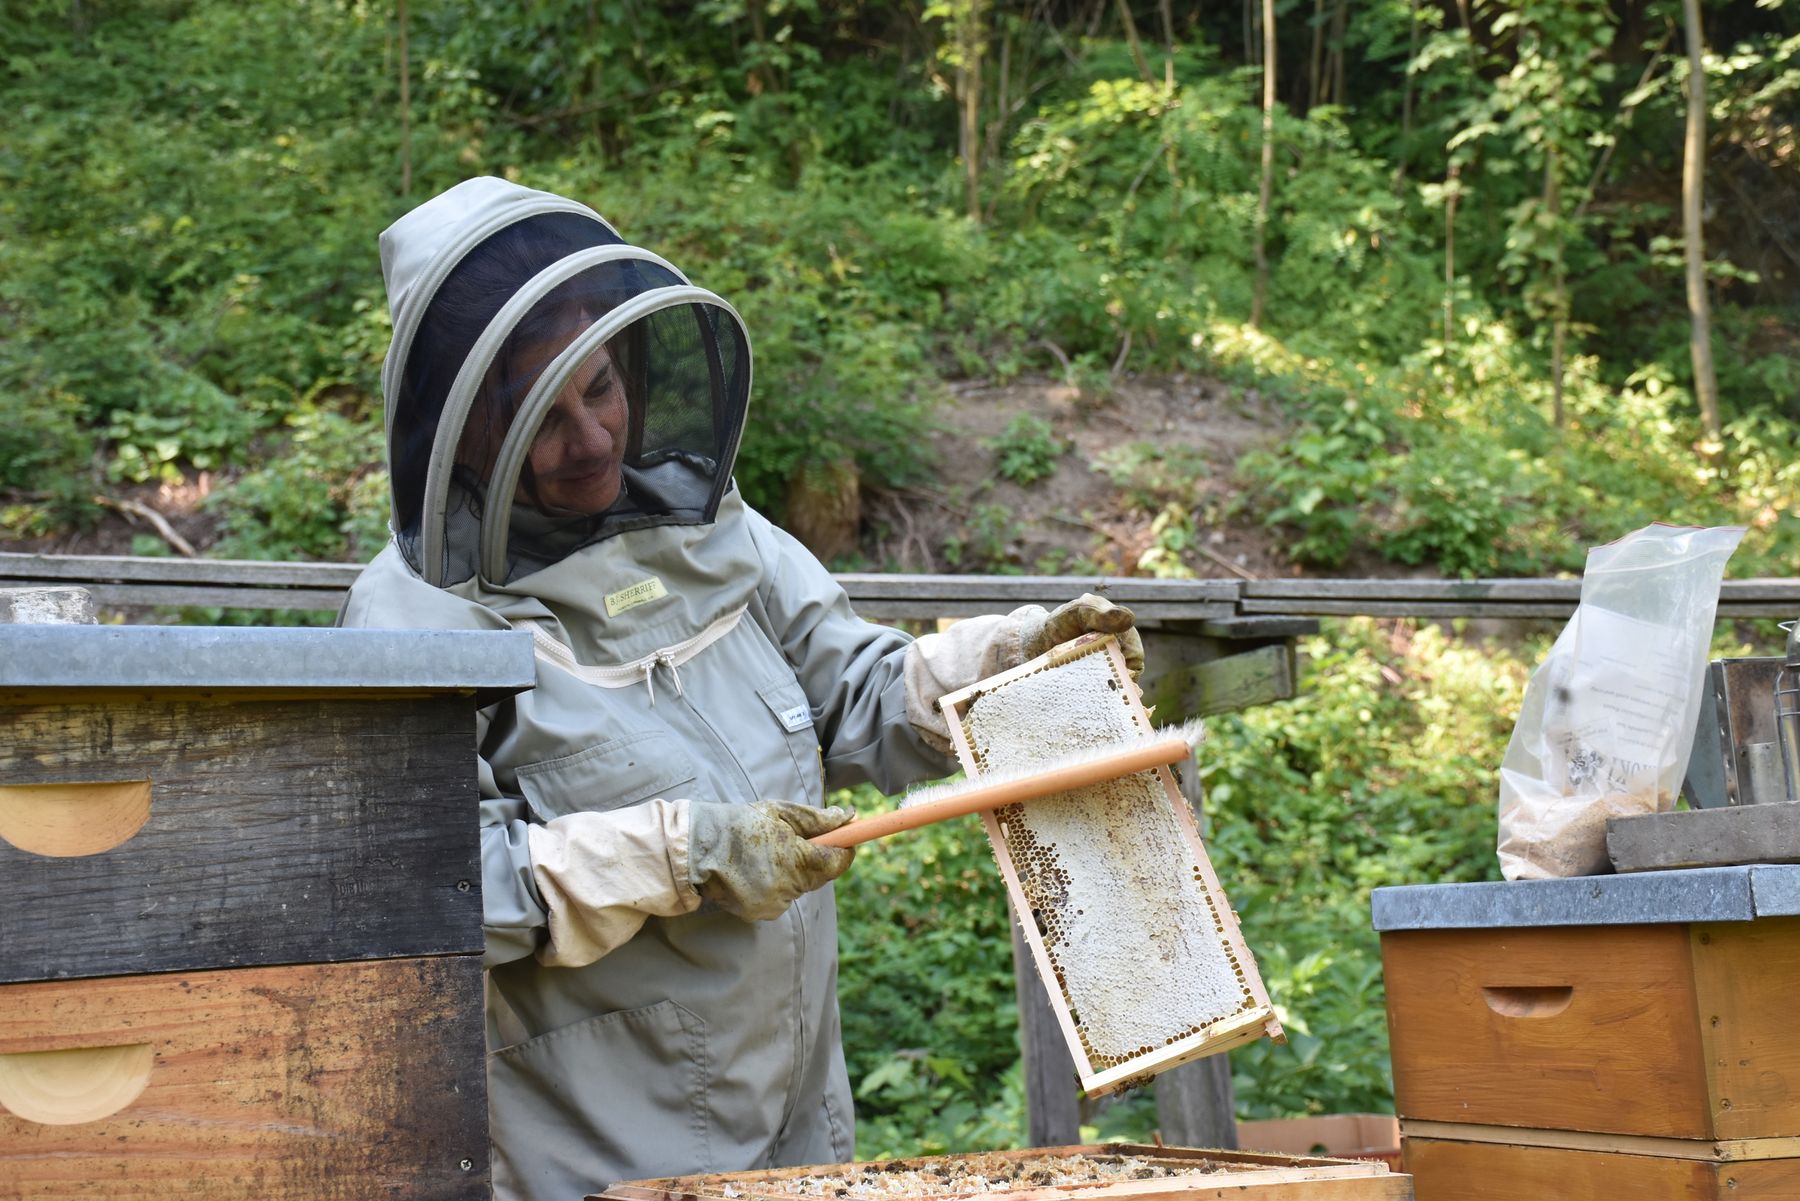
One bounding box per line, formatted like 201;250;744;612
1243;579;1584;601
1693;917;1800;1140
835;574;1241;602
1402;1137;1738;1200
1193;616;1320;640
0;696;482;982
1140;644;1295;720
1156;1056;1240;1150
1239;599;1580;618
61;582;349;611
1382;925;1712;1137
1608;803;1800;873
1014;921;1082;1147
851;599;1238;623
1400;1119;1800;1162
0;552;364;588
0;955;489;1199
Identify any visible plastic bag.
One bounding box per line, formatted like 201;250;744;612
1497;523;1744;880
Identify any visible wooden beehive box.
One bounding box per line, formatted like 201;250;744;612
590;1143;1411;1201
0;623;534;1200
1374;866;1800;1200
939;636;1282;1096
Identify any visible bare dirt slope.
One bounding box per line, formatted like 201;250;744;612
862;374;1299;580
8;374;1305;580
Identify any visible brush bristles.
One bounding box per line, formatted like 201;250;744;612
898;718;1206;811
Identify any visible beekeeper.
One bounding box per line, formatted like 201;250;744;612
339;177;1144;1201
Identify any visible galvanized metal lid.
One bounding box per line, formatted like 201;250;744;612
1371;865;1800;930
0;625;535;701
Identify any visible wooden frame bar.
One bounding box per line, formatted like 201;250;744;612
594;1143;1401;1201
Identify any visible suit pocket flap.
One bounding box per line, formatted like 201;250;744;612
757;680;815;734
516;732;698;820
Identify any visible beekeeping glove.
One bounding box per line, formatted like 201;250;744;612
902;593;1146;756
1023;593;1145;677
688;800;856;922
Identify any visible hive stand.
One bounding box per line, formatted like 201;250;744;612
939;635;1282;1098
0;614;534;1200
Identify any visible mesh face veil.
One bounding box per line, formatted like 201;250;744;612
379;178;752;588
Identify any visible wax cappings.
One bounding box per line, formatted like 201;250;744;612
961;648;1255;1069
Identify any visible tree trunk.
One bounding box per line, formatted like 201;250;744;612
1158;0;1177;92
1117;0;1155;83
1682;0;1722;448
1395;0;1418;183
1252;0;1276;328
1443;162;1459;347
1328;0;1348;107
397;0;411;197
956;0;987;223
1545;152;1566;429
1307;0;1325;110
1013;922;1081;1145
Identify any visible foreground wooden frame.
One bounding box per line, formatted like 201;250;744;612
594;1143;1403;1201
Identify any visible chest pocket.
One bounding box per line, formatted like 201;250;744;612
515;730;699;821
757;678;823;806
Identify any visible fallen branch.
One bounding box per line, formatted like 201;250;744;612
95;496;198;558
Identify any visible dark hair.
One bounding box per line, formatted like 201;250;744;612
390;211;617;534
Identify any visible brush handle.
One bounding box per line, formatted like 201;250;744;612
811;735;1193;849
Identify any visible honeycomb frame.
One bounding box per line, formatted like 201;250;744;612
938;634;1283;1096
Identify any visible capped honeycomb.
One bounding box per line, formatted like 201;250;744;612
958;642;1259;1073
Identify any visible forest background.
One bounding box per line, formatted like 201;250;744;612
3;0;1797;1157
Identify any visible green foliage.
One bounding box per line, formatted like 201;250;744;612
1209;620;1520;1116
834;799;1024;1157
985;414;1066;484
1090;441;1189;500
208;404;388;563
941;501;1026;573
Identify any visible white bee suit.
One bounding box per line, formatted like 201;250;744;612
340;177;1044;1201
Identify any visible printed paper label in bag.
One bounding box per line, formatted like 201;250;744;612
1542;606;1694;798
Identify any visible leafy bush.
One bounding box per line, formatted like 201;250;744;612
985;414;1066;485
207;404;388;563
1210;621;1519;1117
835;800;1024;1157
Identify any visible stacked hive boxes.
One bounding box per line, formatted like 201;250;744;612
0;624;534;1199
1375;866;1800;1200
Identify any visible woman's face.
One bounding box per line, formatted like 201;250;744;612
522;343;629;514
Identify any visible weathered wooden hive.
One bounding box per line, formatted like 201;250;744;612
938;636;1283;1096
0;621;534;1199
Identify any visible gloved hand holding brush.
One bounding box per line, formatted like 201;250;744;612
689;800;856;921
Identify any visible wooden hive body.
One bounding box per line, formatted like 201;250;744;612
938;636;1282;1096
0;624;534;1200
1376;866;1800;1200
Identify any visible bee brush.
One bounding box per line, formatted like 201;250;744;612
810;720;1205;849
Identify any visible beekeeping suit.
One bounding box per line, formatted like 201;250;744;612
339;177;1140;1201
